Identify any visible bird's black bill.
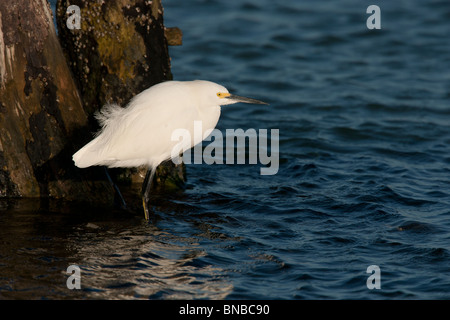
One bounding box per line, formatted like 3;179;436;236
226;94;268;105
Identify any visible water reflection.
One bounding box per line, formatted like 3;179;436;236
71;223;233;299
0;198;233;299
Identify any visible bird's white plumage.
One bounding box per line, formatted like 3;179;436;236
73;80;228;169
73;79;267;219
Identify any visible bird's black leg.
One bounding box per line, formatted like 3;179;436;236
141;166;157;220
103;167;127;210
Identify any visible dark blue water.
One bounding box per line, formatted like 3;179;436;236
1;0;449;299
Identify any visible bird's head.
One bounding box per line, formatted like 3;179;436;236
193;80;267;107
216;91;268;106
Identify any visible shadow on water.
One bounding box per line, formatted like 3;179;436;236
0;197;233;299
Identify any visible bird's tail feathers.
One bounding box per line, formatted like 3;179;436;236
72;139;102;168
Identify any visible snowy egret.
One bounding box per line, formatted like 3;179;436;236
73;80;267;219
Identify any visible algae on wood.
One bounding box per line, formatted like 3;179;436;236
56;0;173;115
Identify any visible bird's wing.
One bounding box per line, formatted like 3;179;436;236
95;98;202;167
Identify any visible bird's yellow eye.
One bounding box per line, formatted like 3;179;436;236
217;92;230;99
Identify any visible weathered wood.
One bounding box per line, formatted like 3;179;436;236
0;0;113;203
165;27;183;46
56;0;174;115
56;0;185;195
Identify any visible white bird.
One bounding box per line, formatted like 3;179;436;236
73;80;267;219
